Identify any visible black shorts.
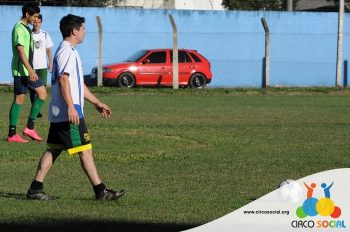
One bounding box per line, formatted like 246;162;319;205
47;119;92;155
13;76;44;95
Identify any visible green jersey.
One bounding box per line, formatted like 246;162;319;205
11;21;34;76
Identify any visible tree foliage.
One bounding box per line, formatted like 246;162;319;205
222;0;350;11
66;0;125;7
222;0;290;11
0;0;125;7
327;0;350;11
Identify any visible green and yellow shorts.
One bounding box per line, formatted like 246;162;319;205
47;119;92;155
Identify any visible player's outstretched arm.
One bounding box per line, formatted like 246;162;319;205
84;84;112;118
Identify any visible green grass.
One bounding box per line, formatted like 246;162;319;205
1;87;350;231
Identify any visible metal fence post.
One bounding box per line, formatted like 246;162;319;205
336;0;344;87
96;16;103;87
261;17;270;88
169;14;179;90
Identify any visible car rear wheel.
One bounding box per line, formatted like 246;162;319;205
189;73;207;89
117;72;136;88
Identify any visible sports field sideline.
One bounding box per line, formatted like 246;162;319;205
1;87;350;232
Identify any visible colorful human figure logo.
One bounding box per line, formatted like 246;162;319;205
296;182;341;219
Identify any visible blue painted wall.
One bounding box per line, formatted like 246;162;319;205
0;5;349;87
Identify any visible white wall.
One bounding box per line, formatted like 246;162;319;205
175;0;224;10
118;0;165;9
118;0;224;10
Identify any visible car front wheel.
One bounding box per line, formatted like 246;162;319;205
117;72;136;88
189;73;207;89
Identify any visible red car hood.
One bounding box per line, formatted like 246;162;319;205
104;62;133;69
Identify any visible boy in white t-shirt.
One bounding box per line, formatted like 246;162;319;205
30;14;53;117
26;14;125;201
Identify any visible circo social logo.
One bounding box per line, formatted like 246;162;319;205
296;182;341;219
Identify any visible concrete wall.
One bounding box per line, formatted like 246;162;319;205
0;5;349;87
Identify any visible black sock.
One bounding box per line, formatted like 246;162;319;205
30;89;36;104
30;180;43;191
8;126;16;137
26;118;35;130
93;183;106;195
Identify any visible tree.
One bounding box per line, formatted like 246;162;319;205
327;0;350;11
222;0;300;11
0;0;125;7
66;0;125;7
295;0;350;12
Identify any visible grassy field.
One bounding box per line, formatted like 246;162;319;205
1;87;350;231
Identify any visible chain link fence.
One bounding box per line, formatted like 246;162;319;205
0;5;349;87
1;0;350;11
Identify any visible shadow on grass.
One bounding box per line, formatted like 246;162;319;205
0;192;200;232
0;192;27;200
0;220;199;232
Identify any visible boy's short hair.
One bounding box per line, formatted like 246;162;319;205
22;2;40;17
60;14;85;39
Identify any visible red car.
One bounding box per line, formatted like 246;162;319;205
91;49;212;88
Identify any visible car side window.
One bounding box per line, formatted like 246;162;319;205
170;51;192;63
189;53;202;62
145;52;166;63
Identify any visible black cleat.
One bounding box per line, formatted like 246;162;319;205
26;189;58;201
96;189;125;201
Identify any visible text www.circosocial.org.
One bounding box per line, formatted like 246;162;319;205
243;210;290;215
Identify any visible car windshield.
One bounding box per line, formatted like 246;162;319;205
123;50;149;62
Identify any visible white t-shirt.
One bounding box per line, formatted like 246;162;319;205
33;29;54;69
49;41;85;123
